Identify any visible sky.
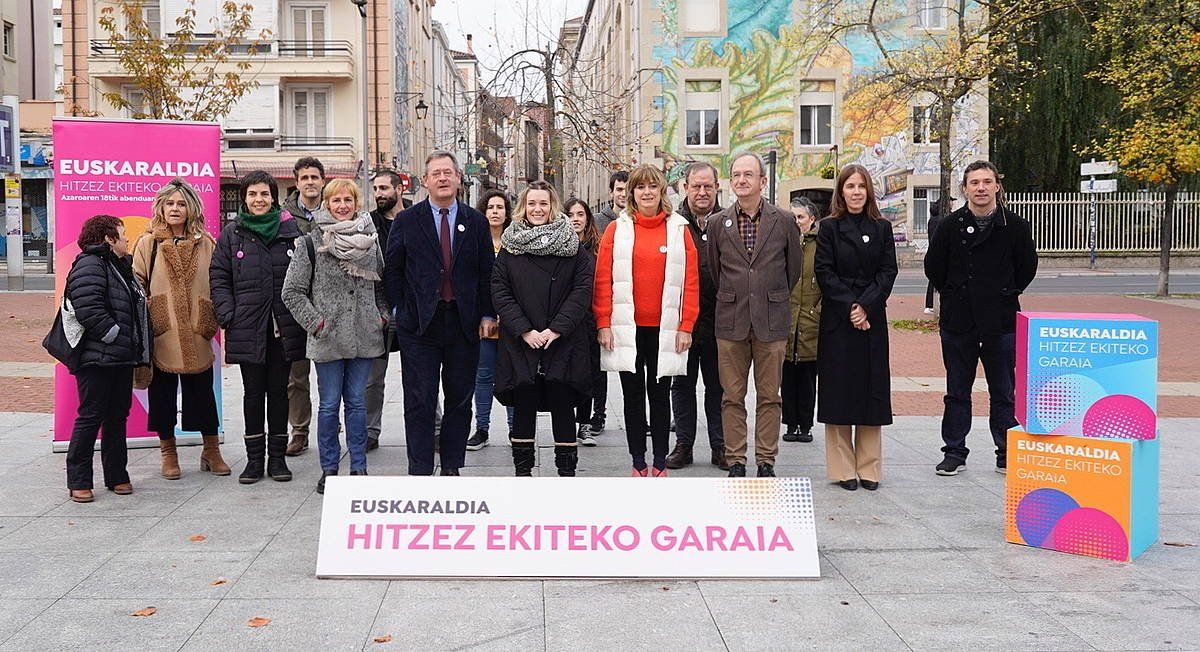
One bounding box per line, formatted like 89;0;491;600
431;0;590;75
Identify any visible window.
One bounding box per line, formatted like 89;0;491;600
680;0;723;36
2;22;12;58
684;79;721;147
289;4;327;56
915;0;946;29
123;86;147;118
913;187;941;234
288;87;330;140
141;1;161;38
912;105;939;144
797;81;835;147
224;85;278;150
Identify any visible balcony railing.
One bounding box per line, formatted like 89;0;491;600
89;39;352;58
279;135;355;151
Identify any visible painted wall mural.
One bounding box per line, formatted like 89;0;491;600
651;0;987;238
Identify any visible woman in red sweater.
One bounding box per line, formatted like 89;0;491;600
593;164;700;476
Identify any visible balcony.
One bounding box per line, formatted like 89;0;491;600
279;135;355;151
89;39;356;79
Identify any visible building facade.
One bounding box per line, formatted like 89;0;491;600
570;0;988;242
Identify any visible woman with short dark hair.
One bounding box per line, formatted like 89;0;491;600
466;189;514;451
64;214;151;502
564;197;604;446
210;170;307;484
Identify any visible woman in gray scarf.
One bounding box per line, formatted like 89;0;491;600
282;179;388;493
491;181;596;477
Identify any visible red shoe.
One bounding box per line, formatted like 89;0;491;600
650;466;668;478
630;466;649;477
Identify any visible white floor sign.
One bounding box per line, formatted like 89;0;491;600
316;476;820;579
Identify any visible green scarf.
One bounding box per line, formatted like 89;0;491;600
238;206;283;243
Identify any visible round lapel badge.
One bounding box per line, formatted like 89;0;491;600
236;250;244;259
725;219;733;228
659;245;668;254
541;235;550;246
286;249;294;257
967;226;976;234
862;234;870;243
701;234;708;242
457;223;466;233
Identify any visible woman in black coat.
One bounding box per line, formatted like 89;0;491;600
210;170;307;485
63;214;151;502
492;181;595;477
814;164;898;492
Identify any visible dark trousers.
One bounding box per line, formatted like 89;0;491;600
397;302;479;475
940;329;1017;462
670;335;724;449
576;338;608;425
619;326;672;466
148;366;219;437
66;366;133;490
513;378;578;445
239;336;290;436
781;360;818;431
925;282;937;310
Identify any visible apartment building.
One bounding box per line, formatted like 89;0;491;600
569;0;989;241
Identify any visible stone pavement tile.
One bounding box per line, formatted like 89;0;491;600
545;581;725;651
964;546;1170;593
45;486;203;519
0;599;52;645
67;550;256;600
0;550;114;599
707;593;909;651
1160;487;1200;515
1126;544;1200;593
0;517;31;541
908;510;1007;549
827;549;1010;594
167;478;311;516
180;597;381;650
1028;590;1200;651
0;598;218;652
0;515;158;552
697;553;855;597
885;482;1005;518
226;539;388;601
372;580;543;650
127;510;290;553
810;490;953;552
866;591;1090;651
0;412;47;429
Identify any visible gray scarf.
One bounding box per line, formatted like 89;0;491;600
314;209;381;281
501;216;580;257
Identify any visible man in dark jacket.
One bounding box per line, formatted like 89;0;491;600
594;170;628;235
385;151;497;476
281;156;323;457
924;160;1038;476
924;203;943;314
365;169;404;451
667;162;727;470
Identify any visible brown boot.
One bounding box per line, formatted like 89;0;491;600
665;443;693;469
159;437;181;480
711;447;730;471
200;435;231;476
285;434;308;456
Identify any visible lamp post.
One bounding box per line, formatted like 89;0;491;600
351;0;370;202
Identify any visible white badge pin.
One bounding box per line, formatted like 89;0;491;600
457;223;466;233
541;236;550;246
286;249;293;257
702;234;708;241
967;226;976;234
659;245;668;254
725;219;733;228
862;234;870;243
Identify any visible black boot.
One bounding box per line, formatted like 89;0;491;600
511;441;536;477
238;434;266;485
555;446;578;477
266;435;293;482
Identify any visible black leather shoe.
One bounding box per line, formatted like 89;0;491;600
797;429;814;443
711;448;729;470
860;479;879;491
838;478;859;491
665;443;693;469
727;463;746;478
350;469;368;476
316;469;337;494
440;467;461;476
756;463;776;478
782;428;801;443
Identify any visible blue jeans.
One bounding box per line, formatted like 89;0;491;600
315;358;373;472
474;338;513;432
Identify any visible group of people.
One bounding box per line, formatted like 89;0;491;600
59;149;1037;503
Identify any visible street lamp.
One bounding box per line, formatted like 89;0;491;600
395;92;429;120
458;135;468;150
415;99;429;120
350;0;370;201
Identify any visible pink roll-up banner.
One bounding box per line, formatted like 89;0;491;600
51;118;223;452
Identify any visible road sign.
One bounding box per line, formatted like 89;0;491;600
1080;160;1119;177
465;163;481;175
1081;179;1118;194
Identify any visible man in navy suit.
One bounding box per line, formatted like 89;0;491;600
385;151;497;475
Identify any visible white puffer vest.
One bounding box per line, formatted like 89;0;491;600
600;210;690;378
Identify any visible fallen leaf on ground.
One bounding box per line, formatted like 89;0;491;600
248;617;271;628
769;598;778;603
660;586;670;591
188;534;206;542
210;577;228;586
131;607;156;617
1164;541;1196;547
373;634;393;643
839;601;850;606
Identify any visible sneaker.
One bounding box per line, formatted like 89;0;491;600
797;429;814;443
782;428;801;443
590;413;606;433
996;457;1007;474
923;307;934;315
577;423;597;447
727;462;746;478
756;463;776;478
936;456;966;476
466;429;489;451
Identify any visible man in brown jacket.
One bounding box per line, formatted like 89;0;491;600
708;153;803;478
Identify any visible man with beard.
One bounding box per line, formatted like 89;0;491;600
365;170;404;450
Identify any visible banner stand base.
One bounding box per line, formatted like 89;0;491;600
51;432;223;453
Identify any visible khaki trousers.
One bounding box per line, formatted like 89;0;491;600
287;359;312;436
717;334;786;466
825;425;882;482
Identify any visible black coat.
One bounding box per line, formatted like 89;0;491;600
814;214;898;426
491;248;595;406
65;244;149;369
385;199;496;340
209;217;307;364
677;199;721;342
924;205;1038;336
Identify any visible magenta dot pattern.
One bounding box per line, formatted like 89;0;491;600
1082;395;1156;439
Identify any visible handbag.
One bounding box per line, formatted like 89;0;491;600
133;237;159;389
42;297;84;372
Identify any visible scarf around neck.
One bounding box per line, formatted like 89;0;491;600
238;206;283;243
315;209;381;281
501;215;580;257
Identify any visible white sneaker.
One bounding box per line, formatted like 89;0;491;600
923;307;934;315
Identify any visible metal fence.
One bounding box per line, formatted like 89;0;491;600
1006;192;1200;253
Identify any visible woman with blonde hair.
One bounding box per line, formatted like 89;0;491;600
491;181;595;476
283;178;389;493
132;177;229;480
592;165;700;477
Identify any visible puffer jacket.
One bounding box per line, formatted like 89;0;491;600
209;214;307;364
64;244;151;370
786;226;821;362
281;210;389;363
